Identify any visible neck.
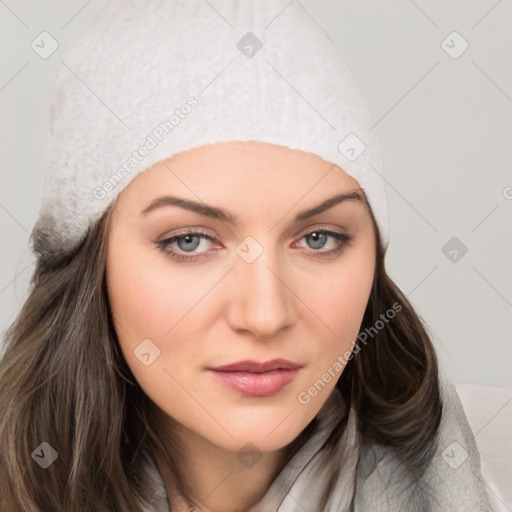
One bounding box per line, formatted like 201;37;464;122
154;428;299;512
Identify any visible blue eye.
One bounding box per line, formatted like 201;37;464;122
156;229;352;262
300;230;350;252
157;230;214;262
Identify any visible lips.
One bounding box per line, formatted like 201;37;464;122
210;358;302;373
207;359;302;397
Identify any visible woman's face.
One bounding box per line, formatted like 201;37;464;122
106;140;376;454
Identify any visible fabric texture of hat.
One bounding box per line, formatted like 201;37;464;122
31;0;389;265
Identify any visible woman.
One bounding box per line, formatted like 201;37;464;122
0;1;492;511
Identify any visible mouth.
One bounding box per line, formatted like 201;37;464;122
207;359;302;397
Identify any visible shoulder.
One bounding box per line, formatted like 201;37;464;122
130;445;171;512
353;375;494;511
420;375;493;510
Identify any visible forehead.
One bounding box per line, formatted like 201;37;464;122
126;140;360;193
112;140;366;223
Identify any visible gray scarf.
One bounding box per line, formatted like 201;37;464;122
135;376;493;511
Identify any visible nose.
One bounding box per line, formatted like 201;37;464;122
227;248;295;340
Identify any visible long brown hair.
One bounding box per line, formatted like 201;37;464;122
0;200;441;511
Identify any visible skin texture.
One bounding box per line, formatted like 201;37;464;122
106;140;376;512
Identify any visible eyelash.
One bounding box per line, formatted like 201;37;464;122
156;228;352;262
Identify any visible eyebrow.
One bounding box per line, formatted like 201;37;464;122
140;190;364;224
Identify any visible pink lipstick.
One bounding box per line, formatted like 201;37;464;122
207;359;301;397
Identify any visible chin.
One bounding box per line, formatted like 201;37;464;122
204;428;300;455
191;402;315;454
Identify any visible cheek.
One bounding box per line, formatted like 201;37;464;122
105;243;182;378
107;258;168;340
106;249;195;408
302;252;375;365
332;268;373;333
107;244;201;340
105;243;221;389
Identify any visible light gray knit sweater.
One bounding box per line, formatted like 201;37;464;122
134;376;493;511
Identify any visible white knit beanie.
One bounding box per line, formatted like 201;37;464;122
31;0;389;265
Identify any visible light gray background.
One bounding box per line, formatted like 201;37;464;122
1;0;511;387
